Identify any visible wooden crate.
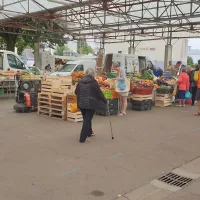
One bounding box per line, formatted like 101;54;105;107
131;94;152;101
155;94;172;107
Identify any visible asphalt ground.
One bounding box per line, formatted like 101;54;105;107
1;99;200;200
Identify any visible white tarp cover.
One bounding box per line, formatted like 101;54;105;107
0;0;200;42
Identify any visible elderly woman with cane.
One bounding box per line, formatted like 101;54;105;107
75;68;107;143
112;62;128;116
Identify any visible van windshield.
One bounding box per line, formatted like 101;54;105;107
59;64;76;72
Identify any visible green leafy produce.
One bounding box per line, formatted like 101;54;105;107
141;71;154;80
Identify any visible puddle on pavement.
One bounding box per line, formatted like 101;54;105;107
90;190;104;196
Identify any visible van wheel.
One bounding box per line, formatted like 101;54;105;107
19;81;32;92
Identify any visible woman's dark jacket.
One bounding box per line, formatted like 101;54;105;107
75;75;107;111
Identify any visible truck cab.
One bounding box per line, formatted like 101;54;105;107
0;50;27;71
51;60;96;76
104;53;154;73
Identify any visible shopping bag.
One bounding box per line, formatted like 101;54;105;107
115;78;130;93
70;103;80;113
185;91;191;102
118;81;126;91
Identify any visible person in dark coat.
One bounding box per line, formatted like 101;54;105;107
75;68;107;143
191;65;199;106
158;67;163;77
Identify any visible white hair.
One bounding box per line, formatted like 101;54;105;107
113;62;120;67
86;68;95;77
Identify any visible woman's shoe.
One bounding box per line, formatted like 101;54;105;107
118;112;126;116
91;132;95;136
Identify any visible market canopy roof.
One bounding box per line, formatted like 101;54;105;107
1;0;200;43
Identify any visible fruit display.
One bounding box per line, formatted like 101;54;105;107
157;78;176;86
72;71;85;82
22;68;41;75
96;76;110;89
0;70;16;80
134;80;154;88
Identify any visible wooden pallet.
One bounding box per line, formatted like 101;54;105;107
38;107;67;120
50;109;67;120
67;111;83;123
38;93;51;106
51;94;67;105
37;106;51;115
51;89;68;96
38;100;50;107
67;95;77;103
131;94;152;101
38;92;51;98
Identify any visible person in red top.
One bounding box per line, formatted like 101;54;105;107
193;60;200;115
177;67;190;107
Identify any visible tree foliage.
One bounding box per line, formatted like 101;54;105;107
78;44;94;55
187;56;194;67
0;19;65;54
54;44;70;56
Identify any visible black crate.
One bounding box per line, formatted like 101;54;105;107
131;99;152;111
96;98;118;116
96;108;118;116
107;98;118;107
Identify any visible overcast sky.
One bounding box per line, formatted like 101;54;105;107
188;39;200;49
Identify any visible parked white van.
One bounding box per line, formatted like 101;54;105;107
104;53;154;73
51;60;96;76
0;50;27;71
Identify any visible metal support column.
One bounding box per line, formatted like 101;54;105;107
164;30;172;71
128;35;136;55
96;35;105;76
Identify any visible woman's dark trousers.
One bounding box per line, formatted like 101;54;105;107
80;109;95;142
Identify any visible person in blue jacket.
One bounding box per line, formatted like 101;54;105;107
153;66;159;77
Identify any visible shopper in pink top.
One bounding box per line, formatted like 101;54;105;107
177;67;190;107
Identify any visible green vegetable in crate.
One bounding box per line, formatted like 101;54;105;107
141;71;154;80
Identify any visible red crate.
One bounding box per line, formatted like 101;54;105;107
134;87;153;95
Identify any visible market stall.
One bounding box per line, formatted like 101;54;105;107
35;69;179;123
0;71;16;97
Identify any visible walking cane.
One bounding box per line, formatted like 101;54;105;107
107;102;114;139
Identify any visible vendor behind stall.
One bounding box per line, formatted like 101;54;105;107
167;61;182;77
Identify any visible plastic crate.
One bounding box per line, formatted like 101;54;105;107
102;90;113;99
96;98;118;116
0;89;4;95
131;99;152;111
96;109;118;116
